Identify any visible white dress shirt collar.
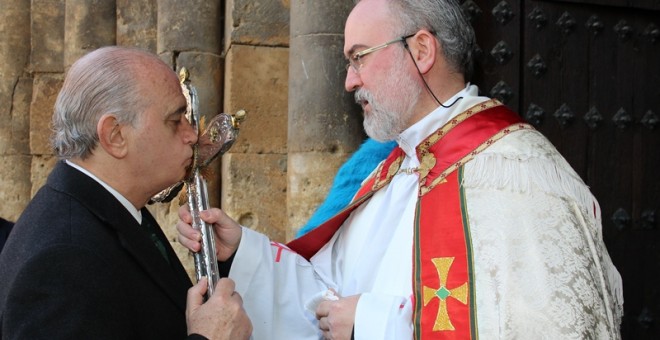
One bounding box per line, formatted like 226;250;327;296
396;84;480;160
64;160;142;224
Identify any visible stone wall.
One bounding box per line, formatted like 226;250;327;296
0;0;361;276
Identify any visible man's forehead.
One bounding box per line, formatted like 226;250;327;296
344;0;392;52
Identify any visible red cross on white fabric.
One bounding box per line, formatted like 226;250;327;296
270;241;293;262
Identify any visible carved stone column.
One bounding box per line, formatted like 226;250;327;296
287;2;363;239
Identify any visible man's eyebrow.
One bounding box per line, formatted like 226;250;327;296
346;44;367;58
166;104;188;119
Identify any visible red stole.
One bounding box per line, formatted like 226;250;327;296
287;99;532;338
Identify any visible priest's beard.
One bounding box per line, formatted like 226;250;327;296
355;62;422;142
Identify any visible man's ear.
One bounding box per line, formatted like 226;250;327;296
409;30;438;74
97;114;128;158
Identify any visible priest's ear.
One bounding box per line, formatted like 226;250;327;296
97;114;128;158
406;29;438;74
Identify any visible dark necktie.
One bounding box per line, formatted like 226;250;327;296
141;216;170;265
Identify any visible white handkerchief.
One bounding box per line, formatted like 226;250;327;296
304;289;339;314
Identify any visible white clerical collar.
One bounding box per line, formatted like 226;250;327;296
64;160;142;224
396;84;480;159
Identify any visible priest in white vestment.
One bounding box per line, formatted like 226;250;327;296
177;0;623;339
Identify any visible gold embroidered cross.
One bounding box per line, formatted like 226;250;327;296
423;257;468;331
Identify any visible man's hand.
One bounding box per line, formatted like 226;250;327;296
315;293;360;340
177;205;242;261
186;277;252;340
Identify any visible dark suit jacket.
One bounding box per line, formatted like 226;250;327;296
0;161;193;339
0;217;13;253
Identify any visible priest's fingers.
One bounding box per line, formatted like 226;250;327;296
316;296;358;340
178;204;193;223
317;316;330;338
199;208;243;260
176;214;201;252
198;208;237;228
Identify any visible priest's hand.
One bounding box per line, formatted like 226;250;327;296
316;293;360;340
186;277;252;340
177;205;242;261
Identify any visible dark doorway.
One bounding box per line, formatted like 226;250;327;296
466;0;660;338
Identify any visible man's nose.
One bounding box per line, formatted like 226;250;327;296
182;118;198;145
344;67;362;92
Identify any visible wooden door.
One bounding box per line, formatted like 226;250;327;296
465;0;660;338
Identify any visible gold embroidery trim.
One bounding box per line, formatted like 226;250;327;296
419;123;533;195
358;99;512;197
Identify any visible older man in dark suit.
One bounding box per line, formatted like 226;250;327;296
0;46;251;339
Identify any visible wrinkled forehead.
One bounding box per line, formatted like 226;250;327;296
134;60;185;112
343;0;397;56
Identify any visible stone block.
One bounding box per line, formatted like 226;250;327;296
287;151;351;239
0;77;32;155
157;0;222;54
0;90;11;155
117;0;157;52
31;0;65;73
0;0;30;79
222;152;287;243
226;0;289;48
30;74;63;155
30;155;57;196
158;52;175;68
0;155;31;222
225;45;288;154
64;0;116;68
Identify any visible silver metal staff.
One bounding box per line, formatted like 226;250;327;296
152;68;245;298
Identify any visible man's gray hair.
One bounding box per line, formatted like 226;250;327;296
51;46;161;160
357;0;476;79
